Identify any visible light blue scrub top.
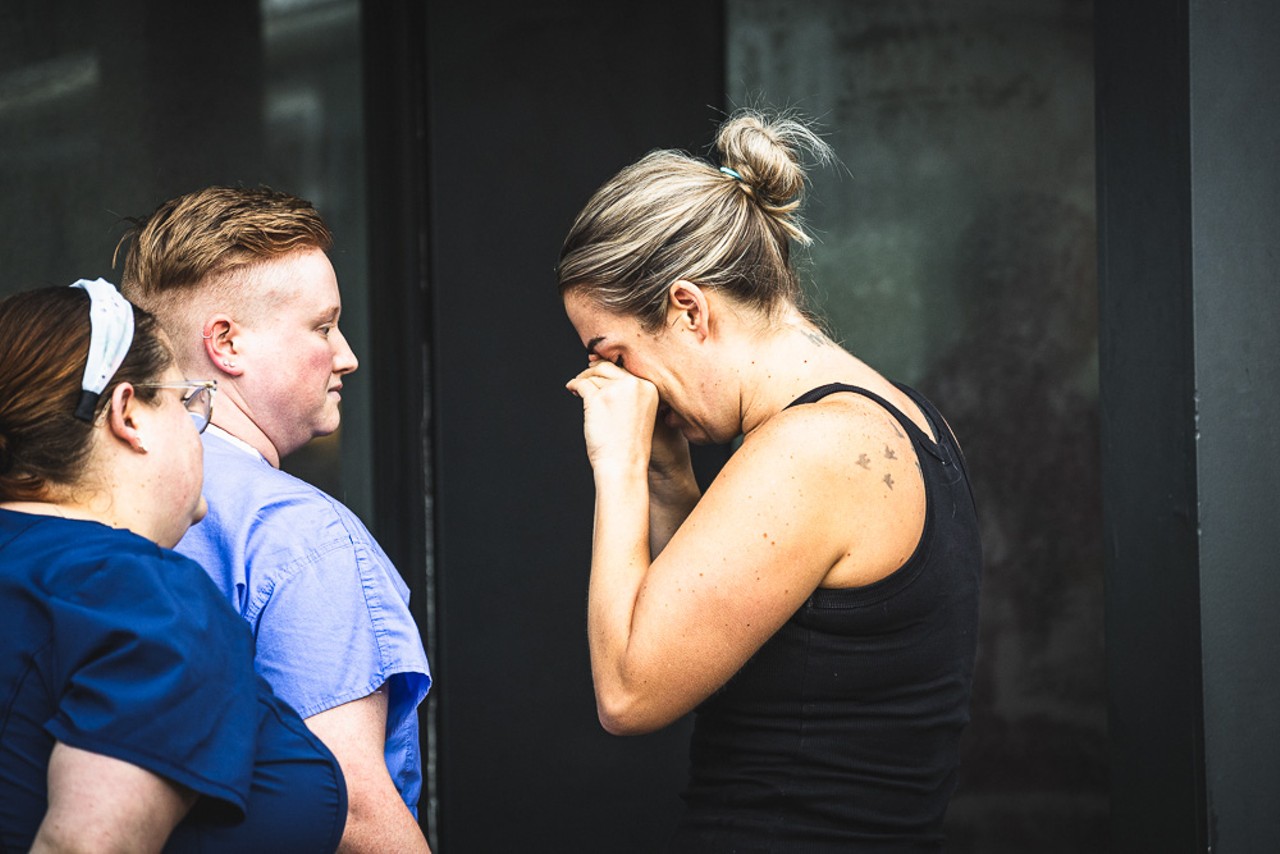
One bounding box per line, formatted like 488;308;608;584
177;428;431;815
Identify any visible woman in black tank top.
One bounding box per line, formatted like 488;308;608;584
559;110;981;853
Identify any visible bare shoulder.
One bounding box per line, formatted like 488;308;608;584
742;391;919;479
730;391;927;587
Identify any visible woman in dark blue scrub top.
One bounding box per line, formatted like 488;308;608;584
0;282;347;852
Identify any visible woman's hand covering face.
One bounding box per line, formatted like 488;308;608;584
566;358;660;472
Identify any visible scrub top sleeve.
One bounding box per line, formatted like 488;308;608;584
251;537;428;721
45;553;260;814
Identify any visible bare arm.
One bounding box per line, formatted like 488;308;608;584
568;361;925;735
305;690;431;854
32;742;195;854
646;419;700;557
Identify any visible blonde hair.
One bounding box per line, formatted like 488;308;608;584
557;109;833;329
116;186;332;340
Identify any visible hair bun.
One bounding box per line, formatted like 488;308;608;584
714;109;833;245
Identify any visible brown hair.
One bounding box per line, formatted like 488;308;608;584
116;185;332;326
557;109;833;330
0;287;172;500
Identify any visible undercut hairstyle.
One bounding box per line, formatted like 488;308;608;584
116;186;333;337
0;287;171;501
557;109;834;330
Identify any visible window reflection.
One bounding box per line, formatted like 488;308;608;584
0;0;369;520
727;2;1105;850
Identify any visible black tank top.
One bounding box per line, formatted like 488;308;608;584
668;383;982;853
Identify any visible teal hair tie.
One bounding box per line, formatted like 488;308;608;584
719;166;744;181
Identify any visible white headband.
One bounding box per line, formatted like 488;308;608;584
70;278;135;421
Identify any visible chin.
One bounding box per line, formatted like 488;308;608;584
687;422;743;446
681;425;726;446
192;495;208;524
316;410;343;437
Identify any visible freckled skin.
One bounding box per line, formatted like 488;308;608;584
561;284;933;737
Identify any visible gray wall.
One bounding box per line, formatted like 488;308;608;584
1098;1;1280;848
1193;2;1280;846
728;2;1105;850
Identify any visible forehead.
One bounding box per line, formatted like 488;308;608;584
243;248;340;318
563;290;642;348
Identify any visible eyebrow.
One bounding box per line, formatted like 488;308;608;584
586;336;605;355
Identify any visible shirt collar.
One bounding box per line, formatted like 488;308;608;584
205;423;267;461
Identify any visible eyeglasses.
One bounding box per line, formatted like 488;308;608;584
134;380;218;433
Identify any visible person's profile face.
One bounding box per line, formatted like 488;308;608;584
564;289;661;378
563;289;719;443
142;364;208;546
234;248;359;458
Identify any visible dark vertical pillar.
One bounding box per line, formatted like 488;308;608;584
1189;3;1280;852
1098;1;1280;850
360;0;436;842
421;3;724;851
1096;2;1205;849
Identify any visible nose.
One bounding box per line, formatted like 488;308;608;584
331;326;359;375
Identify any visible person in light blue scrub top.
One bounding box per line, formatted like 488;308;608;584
0;282;346;852
119;187;432;853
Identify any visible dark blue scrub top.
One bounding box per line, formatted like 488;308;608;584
0;509;347;852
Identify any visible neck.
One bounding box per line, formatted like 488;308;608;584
175;349;284;467
735;311;868;436
201;386;283;468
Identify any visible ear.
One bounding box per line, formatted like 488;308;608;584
106;383;149;453
202;315;245;377
666;280;710;341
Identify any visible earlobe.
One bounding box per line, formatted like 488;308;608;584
203;317;244;377
106;384;149;453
